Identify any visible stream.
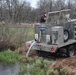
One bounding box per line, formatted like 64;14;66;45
0;63;20;75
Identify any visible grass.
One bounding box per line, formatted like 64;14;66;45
19;62;27;75
19;56;55;75
0;50;21;64
26;28;34;41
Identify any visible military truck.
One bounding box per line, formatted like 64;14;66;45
26;9;76;57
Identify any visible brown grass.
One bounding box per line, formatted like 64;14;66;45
0;24;34;51
50;56;76;74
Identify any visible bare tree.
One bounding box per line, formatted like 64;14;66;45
0;0;76;23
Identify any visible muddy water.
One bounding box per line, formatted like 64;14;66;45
0;63;20;75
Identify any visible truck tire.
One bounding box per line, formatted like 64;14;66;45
64;30;69;42
67;45;75;57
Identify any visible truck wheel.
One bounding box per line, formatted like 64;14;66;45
64;30;69;42
67;45;75;57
